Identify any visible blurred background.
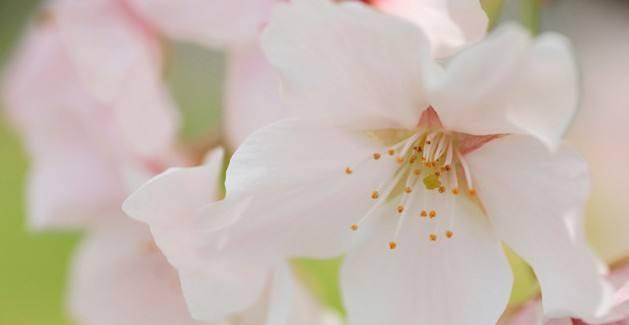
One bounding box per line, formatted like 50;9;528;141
1;0;628;324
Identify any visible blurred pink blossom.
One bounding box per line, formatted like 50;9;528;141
2;0;180;229
126;0;488;147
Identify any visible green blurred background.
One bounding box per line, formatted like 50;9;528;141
0;1;78;324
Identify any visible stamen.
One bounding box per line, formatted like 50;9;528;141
414;169;421;176
345;167;353;175
429;210;437;219
396;206;404;214
420;210;428;217
373;152;381;160
351;224;359;231
371;191;380;199
429;233;438;241
387;148;395;156
446;230;454;238
389;241;397;250
438;186;446;193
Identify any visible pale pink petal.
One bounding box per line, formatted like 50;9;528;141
52;0;160;102
126;0;275;48
68;221;205;325
430;24;578;149
27;144;127;230
112;63;180;159
261;0;436;129
341;198;511;325
466;135;613;320
52;0;179;158
373;0;488;57
223;44;286;148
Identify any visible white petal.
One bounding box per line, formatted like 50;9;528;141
127;0;274;48
123;149;275;321
123;148;224;226
373;0;488;57
261;0;435;129
200;118;398;261
68;221;205;325
224;44;286;148
466;135;613;320
430;24;578;149
341;198;512;325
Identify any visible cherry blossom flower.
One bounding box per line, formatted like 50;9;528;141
125;0;488;147
502;264;629;325
129;1;612;324
1;0;179;229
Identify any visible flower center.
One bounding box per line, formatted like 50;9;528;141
344;108;484;250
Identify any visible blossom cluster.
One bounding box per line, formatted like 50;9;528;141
2;0;629;324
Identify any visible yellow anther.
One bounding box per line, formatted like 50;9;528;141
429;210;437;219
351;224;359;231
429;233;438;241
371;191;380;199
446;230;454;239
404;186;412;193
438;186;446;193
389;241;397;250
414;169;422;176
409;155;417;164
469;188;477;196
396;156;405;164
426;140;432;145
451;188;460;195
444;165;451;172
387;148;395;156
420;210;428;217
373;152;382;160
435;171;441;177
345;167;353;175
396;206;405;214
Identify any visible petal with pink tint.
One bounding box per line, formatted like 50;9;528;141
223;44;285;148
126;0;275;48
68;221;206;325
372;0;488;57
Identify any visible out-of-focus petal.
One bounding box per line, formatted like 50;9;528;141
372;0;488;56
223;44;285;148
126;0;275;48
68;221;206;325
